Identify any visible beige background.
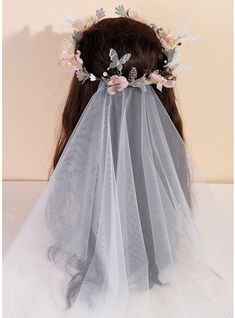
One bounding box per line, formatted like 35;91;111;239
3;0;233;182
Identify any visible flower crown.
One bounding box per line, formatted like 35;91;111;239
59;5;198;95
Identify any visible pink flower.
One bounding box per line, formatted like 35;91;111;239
163;80;175;88
127;10;143;22
147;73;175;91
148;73;166;84
107;75;129;95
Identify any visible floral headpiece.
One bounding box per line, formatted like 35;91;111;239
59;5;198;95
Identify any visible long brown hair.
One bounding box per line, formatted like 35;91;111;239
51;17;184;175
49;17;191;307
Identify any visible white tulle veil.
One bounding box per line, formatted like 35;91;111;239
3;81;232;318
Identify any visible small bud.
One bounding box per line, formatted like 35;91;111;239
128;67;138;82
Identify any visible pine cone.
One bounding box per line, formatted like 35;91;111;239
128;67;138;82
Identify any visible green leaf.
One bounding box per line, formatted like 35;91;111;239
96;8;105;20
115;5;127;17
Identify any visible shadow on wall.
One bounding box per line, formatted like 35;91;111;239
3;26;73;180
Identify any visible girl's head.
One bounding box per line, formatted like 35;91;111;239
52;17;184;172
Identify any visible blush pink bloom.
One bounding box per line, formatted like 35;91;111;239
107;75;129;95
147;73;175;91
148;73;167;84
127;10;143;22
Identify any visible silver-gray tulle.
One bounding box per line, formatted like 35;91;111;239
3;82;232;318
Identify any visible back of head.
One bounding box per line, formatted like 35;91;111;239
79;17;165;82
52;17;184;177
